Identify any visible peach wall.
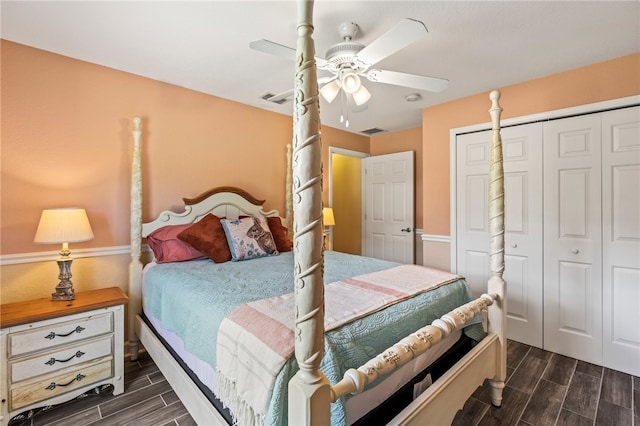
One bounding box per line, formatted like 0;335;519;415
3;40;637;302
422;53;640;236
0;40;364;256
370;127;422;228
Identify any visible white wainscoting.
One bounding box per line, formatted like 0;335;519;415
421;234;451;272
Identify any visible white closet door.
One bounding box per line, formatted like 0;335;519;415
602;106;640;376
456;123;543;347
543;114;602;364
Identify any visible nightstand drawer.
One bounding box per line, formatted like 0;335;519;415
8;312;113;357
10;357;113;411
10;335;113;382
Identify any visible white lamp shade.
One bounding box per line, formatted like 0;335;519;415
319;80;341;103
341;72;361;94
352;85;371;106
323;207;336;227
34;208;94;244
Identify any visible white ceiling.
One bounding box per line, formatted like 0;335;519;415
2;1;639;135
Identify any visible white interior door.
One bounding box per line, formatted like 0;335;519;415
601;106;640;376
456;124;543;347
363;151;415;264
543;114;603;365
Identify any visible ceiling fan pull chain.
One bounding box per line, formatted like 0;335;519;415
340;90;346;125
343;91;350;128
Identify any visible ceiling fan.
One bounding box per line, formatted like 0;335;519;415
251;18;449;124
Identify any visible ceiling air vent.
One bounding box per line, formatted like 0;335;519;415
360;127;387;135
261;93;289;105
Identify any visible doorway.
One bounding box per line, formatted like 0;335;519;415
329;147;368;254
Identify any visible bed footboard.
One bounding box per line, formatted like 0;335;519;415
389;333;501;425
330;293;497;402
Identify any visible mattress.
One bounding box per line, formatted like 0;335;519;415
142;250;481;425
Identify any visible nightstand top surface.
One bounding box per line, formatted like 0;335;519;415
1;287;128;328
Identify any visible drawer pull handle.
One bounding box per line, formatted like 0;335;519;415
44;326;85;340
45;351;86;366
45;373;86;391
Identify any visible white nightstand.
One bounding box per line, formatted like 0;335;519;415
0;287;128;426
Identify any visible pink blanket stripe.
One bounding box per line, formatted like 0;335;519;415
340;277;411;298
227;305;294;359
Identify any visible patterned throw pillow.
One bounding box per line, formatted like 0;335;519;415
220;216;279;261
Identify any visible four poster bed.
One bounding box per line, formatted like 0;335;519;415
128;2;507;425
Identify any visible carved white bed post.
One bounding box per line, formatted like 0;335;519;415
286;143;294;236
129;116;143;361
487;90;507;406
288;1;331;424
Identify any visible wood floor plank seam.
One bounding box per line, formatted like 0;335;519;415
552;356;578;425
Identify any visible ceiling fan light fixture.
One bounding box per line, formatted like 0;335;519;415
340;70;361;94
319;80;341;103
352;85;371;106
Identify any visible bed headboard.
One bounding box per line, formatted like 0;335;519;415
142;186;280;238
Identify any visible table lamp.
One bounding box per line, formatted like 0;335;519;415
322;207;336;249
34;208;94;301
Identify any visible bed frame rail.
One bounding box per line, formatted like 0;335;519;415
330;293;497;402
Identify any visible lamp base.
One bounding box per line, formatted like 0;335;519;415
52;282;75;301
52;256;75;301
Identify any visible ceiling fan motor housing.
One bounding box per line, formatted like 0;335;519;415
324;42;365;73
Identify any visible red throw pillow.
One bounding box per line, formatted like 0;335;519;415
267;216;293;252
177;214;232;263
146;224;206;263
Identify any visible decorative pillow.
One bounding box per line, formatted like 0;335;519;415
146;224;206;263
221;216;279;261
177;214;232;263
266;216;293;252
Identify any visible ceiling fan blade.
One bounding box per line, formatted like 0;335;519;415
251;39;329;69
264;88;295;103
366;69;449;92
266;76;338;104
318;75;338;86
250;39;296;59
354;18;428;68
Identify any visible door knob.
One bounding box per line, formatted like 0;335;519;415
401;227;412;233
571;248;579;254
511;243;518;248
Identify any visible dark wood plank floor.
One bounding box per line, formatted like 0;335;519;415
11;341;639;425
453;340;639;426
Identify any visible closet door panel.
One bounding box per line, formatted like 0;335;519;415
543;114;602;364
602;106;640;376
457;134;491;298
557;261;594;334
457;123;543;347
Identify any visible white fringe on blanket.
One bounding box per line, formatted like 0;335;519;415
216;373;264;426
